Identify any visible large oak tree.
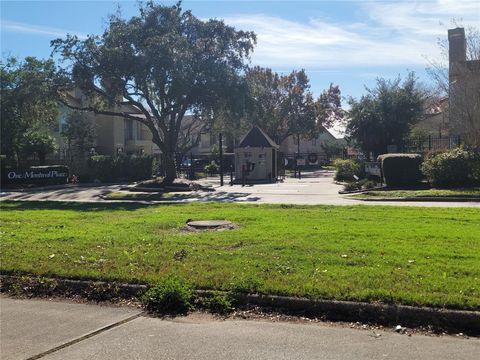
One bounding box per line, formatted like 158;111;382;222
52;1;255;184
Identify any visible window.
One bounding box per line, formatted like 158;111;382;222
125;119;134;141
244;152;252;158
137;123;148;140
200;133;210;148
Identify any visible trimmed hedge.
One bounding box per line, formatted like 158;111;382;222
89;155;154;182
421;148;480;187
378;153;422;187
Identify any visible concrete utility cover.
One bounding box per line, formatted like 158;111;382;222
186;220;234;229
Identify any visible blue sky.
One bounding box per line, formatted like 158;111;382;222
1;0;479;101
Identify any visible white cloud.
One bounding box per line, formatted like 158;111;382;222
365;0;480;36
1;20;88;40
224;0;479;69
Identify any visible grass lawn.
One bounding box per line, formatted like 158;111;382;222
1;201;479;310
349;188;480;200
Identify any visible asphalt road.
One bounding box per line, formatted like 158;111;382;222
1;172;479;207
1;297;479;360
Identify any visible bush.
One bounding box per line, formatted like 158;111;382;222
204;163;219;175
378;153;422;187
141;275;193;314
343;182;362;192
333;159;360;182
200;291;234;315
361;180;377;190
89;155;116;182
122;155;154;181
89;155;154;182
421;148;480;187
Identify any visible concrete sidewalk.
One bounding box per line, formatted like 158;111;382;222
1;296;479;360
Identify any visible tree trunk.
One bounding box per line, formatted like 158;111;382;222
163;152;177;185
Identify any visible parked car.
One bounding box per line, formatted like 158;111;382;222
180;158;211;172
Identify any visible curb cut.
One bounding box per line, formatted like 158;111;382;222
1;275;479;335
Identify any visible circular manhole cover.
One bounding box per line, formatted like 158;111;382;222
186;220;234;229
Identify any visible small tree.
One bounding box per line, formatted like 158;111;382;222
0;57;59;165
346;72;426;158
20;131;58;165
321;140;345;162
61;111;96;165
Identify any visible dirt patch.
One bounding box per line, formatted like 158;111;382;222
183;219;239;232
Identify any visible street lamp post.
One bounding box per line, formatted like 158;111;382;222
219;133;224;186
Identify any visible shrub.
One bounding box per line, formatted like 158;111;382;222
204;163;219;175
333;159;360;182
362;180;377;190
122;155;154;181
89;155;116;182
343;182;362;192
200;291;234;315
141;275;193;314
421;148;480;187
89;155;154;182
378;153;422;187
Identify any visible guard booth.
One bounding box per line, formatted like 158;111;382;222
234;126;279;183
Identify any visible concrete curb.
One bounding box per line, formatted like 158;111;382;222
231;293;480;334
1;274;479;334
351;197;480;202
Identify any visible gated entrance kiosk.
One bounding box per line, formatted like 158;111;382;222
234;126;279;184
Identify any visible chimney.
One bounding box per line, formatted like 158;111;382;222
448;27;466;63
448;28;466;85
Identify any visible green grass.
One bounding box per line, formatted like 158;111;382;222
350;188;480;200
1;201;479;310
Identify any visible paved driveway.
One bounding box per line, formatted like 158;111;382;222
1;172;479;207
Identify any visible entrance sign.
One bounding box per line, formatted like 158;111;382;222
365;162;381;177
296;158;306;166
2;166;69;185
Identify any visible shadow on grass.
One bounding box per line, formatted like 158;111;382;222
0;200;184;212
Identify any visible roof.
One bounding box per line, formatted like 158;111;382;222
238;126;279;148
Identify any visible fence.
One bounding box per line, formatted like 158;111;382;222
403;135;461;153
280;152;329;170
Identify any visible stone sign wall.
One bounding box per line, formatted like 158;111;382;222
1;165;69;186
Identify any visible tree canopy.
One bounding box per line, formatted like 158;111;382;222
346;72;426;158
61;111;96;164
0;57;60;165
244;66;342;144
52;1;256;183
